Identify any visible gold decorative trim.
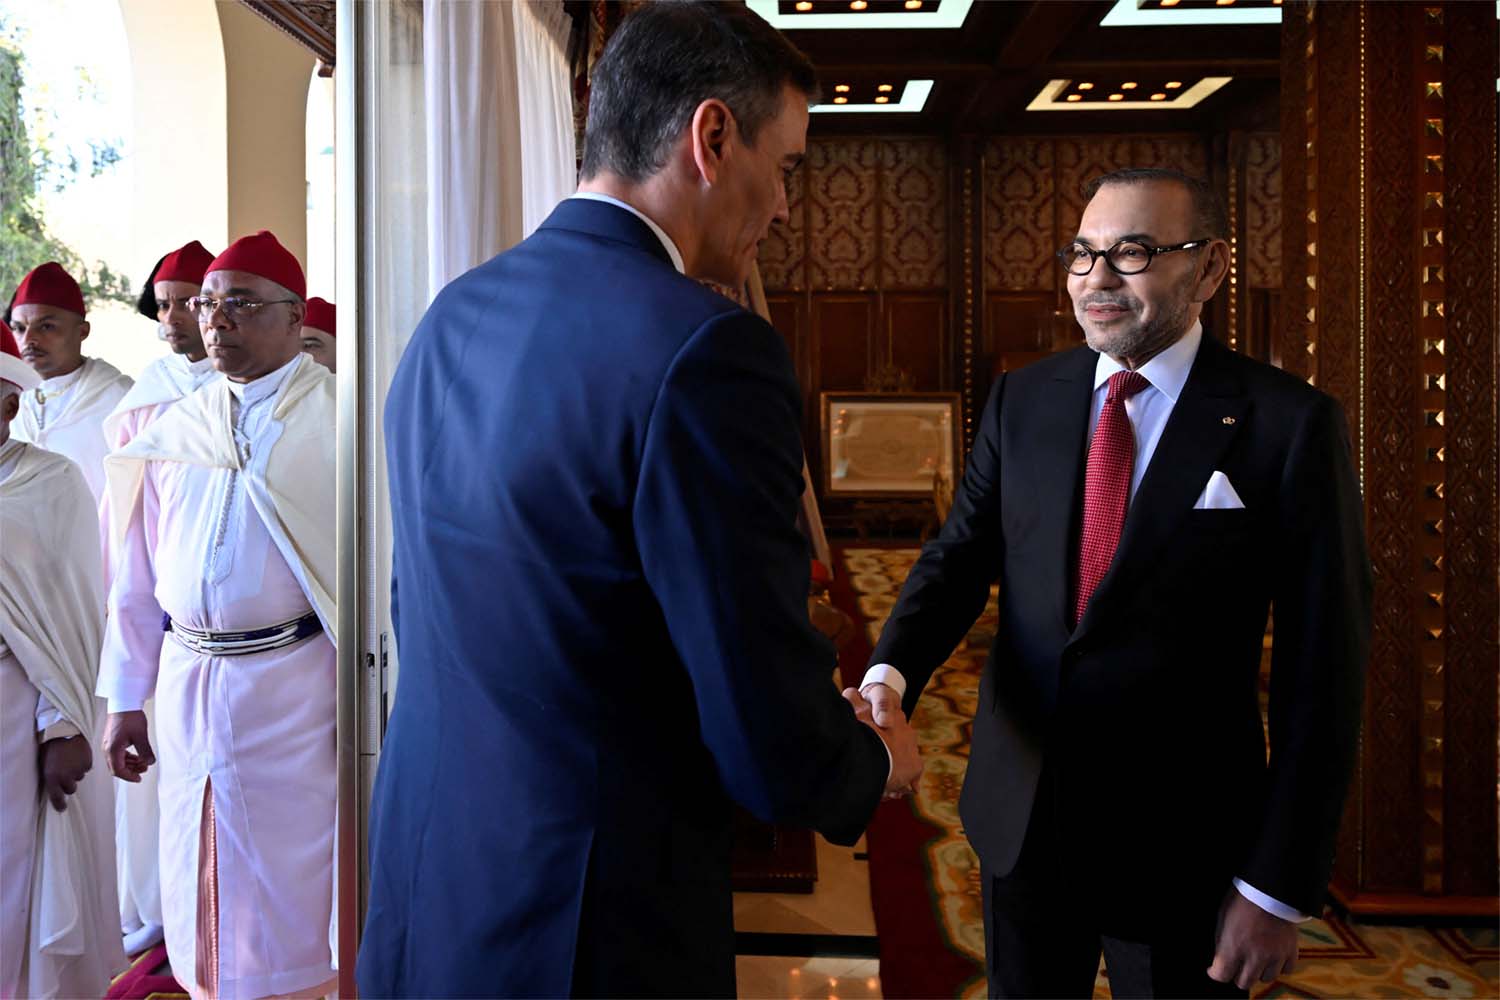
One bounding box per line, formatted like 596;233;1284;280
1228;152;1240;350
1416;0;1447;897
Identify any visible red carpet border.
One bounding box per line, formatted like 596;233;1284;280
104;944;188;1000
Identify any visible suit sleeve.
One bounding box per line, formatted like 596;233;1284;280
1243;394;1371;913
633;309;888;845
869;375;1009;717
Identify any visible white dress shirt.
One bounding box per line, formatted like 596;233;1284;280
861;323;1307;923
569;192;686;274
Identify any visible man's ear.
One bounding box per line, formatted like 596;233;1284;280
1;391;19;423
287;301;306;334
78;320;91;343
689;98;734;185
1191;241;1232;304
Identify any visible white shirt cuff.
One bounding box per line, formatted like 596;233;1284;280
1233;878;1310;923
860;663;907;700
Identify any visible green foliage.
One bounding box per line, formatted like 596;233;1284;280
0;29;134;310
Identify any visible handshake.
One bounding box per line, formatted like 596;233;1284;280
842;682;923;799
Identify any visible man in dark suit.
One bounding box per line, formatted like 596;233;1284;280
860;168;1371;998
358;5;920;997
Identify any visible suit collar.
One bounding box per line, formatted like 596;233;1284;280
538;197;678;271
568;193;685;273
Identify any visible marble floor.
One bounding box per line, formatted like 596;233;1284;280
733;833;884;999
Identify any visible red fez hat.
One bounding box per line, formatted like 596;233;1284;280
0;319;41;391
304;297;335;336
12;261;86;317
206;231;306;300
154;240;217;286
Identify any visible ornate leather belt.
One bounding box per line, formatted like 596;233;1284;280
163;610;322;657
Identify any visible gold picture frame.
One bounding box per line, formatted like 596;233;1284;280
819;391;961;498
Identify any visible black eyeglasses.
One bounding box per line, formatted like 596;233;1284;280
1057;238;1213;276
188;296;298;320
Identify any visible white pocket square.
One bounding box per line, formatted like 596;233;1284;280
1193;470;1245;509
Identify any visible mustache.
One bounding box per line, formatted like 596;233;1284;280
1079;295;1138;310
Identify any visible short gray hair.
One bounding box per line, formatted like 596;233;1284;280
580;2;818;183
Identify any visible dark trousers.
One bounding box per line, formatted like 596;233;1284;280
980;781;1247;999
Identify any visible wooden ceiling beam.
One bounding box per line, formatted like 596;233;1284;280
954;0;1104;130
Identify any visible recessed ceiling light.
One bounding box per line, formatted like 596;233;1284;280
850;0;868;9
1078;82;1095;90
814;79;934;113
905;0;923;8
835;84;851;93
795;0;813;9
1160;0;1181;5
1100;0;1277;24
878;83;894;92
1165;80;1183;88
1121;82;1138;90
1028;76;1230;111
1216;0;1235;5
750;0;973;28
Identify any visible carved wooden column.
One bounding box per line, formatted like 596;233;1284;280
1280;0;1498;918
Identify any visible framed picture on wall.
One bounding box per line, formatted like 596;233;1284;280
820;392;961;498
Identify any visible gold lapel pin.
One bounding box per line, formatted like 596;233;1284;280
1222;416;1237;425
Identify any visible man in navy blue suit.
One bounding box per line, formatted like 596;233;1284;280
358;5;922;996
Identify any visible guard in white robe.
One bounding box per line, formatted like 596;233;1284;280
7;262;133;504
0;321;126;999
98;232;337;1000
101;240;222;956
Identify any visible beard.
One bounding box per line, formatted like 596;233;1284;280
1076;269;1197;362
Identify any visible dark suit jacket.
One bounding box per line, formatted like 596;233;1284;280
359;199;889;998
870;334;1371;922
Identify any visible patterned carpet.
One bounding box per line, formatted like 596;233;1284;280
838;546;1499;1000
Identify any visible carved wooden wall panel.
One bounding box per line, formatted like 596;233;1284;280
984;292;1055;373
885;293;948;390
807;142;880;290
813;295;877;391
1278;3;1311;379
1435;0;1498;900
1286;0;1497;915
880;140;948;290
1245;135;1282;288
983;138;1056;292
1359;0;1423;892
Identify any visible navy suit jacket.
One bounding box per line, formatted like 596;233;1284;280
871;335;1371;926
358;199;888;998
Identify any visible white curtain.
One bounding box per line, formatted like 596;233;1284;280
513;0;578;236
423;0;578;298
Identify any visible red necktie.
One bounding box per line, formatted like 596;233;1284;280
1073;369;1151;627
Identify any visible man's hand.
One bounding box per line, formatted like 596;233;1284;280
39;735;93;812
102;710;155;782
1207;887;1300;989
862;682;903;729
842;686;922;798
